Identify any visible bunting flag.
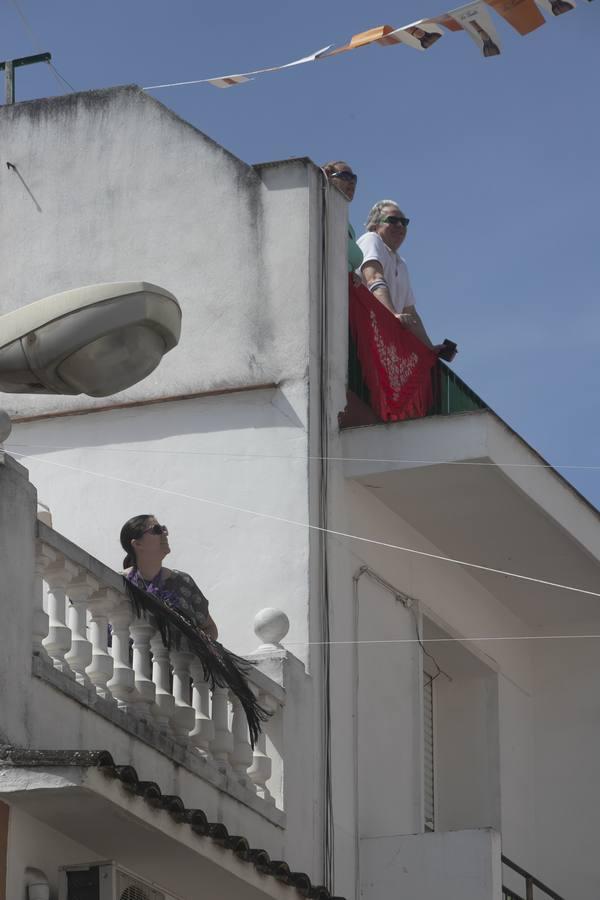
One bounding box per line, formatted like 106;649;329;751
209;74;252;89
142;0;595;92
535;0;576;15
387;20;445;50
447;1;503;56
486;0;546;34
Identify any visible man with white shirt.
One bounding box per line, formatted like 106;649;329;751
357;200;449;354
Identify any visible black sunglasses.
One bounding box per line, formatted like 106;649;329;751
331;171;358;183
381;215;410;227
143;523;169;536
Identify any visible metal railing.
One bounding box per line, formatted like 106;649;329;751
502;855;567;900
428;359;487;416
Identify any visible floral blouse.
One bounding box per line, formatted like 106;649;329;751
126;568;209;630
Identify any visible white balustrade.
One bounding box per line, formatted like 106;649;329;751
248;691;275;804
65;573;98;687
130;618;156;718
86;588;116;702
170;649;196;745
150;632;175;733
210;685;234;768
42;557;79;676
108;599;142;714
32;533;289;810
230;694;254;788
189;660;214;758
33;545;55;661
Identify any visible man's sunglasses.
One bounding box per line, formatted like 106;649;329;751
331;171;358;184
143;524;169;536
381;215;410;228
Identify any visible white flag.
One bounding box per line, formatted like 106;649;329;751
387;19;444;50
449;0;503;55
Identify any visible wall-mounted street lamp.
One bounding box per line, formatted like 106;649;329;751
0;281;182;441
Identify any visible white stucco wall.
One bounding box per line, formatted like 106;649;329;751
360;828;502;900
9;384;312;659
0;86;320;415
5;804;102;900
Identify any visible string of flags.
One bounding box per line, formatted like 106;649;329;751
144;0;594;92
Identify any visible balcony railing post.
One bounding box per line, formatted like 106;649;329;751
210;686;233;769
130;618;156;718
248;689;274;804
33;544;55;661
107;595;142;714
526;879;534;900
42;557;79;677
65;573;99;688
170;649;195;745
86;588;116;703
189;659;214;759
150;632;175;733
230;693;253;788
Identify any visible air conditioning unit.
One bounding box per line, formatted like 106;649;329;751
58;861;181;900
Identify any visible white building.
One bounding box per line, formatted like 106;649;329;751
1;86;599;900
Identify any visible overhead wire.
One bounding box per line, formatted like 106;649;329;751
8;447;600;602
8;0;76;93
6;440;600;472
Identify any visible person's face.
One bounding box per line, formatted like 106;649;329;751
133;516;170;562
374;205;409;251
328;164;357;202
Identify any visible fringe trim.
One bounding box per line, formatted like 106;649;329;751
123;578;269;747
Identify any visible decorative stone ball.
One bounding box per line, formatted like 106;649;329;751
0;409;12;443
253;608;290;649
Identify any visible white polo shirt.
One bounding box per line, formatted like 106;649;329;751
356;232;416;314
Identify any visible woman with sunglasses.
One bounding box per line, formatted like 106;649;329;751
119;514;268;745
322;160;363;275
120;514;218;638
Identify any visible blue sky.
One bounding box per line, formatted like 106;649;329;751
2;0;600;504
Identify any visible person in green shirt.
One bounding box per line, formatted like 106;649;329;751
322;160;363;274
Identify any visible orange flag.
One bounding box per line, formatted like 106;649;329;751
485;0;546;33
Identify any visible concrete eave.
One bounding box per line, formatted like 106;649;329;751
341;410;600;628
0;766;299;900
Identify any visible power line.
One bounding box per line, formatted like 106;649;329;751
8;0;76;93
9;448;600;602
7;441;600;472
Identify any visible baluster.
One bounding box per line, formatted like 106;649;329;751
190;660;214;759
107;597;141;714
130;618;156;719
210;686;233;768
170;649;195;745
42;557;78;677
33;545;56;661
150;633;175;733
230;693;253;788
86;588;116;702
249;690;275;804
65;573;98;687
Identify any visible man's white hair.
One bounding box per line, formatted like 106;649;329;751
366;199;403;231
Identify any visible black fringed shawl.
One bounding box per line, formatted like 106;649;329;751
123;575;269;748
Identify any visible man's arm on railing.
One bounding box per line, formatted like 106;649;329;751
360;260;397;316
397;305;435;350
361;260;436;350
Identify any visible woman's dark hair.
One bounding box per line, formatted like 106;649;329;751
120;514;153;568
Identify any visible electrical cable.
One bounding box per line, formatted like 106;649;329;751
8;440;600;472
8;447;600;602
8;0;76;92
